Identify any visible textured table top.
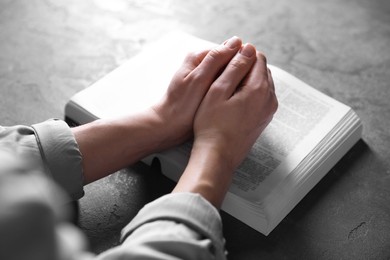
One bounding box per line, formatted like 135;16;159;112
1;0;389;259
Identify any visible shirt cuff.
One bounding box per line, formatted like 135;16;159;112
32;119;84;201
121;192;225;254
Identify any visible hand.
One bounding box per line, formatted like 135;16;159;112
173;44;278;208
193;47;278;171
150;36;244;148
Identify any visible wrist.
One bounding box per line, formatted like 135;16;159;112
147;106;192;150
173;140;235;208
192;135;238;172
119;109;176;155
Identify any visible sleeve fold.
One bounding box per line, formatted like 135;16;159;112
32;119;84;201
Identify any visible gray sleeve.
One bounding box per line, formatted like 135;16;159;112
0;120;89;260
97;193;227;260
0;119;85;201
31;119;84;201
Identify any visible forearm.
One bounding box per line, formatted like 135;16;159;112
72;109;173;184
173;141;235;208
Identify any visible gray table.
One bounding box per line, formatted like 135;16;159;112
1;0;389;259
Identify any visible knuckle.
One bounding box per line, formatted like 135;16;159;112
183;49;210;68
228;58;248;70
185;69;203;83
210;80;228;93
254;78;269;92
184;51;204;65
185;51;199;62
207;48;224;61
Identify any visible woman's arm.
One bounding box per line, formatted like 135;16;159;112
72;36;243;184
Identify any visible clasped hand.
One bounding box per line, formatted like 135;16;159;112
153;36;278;171
73;36;277;207
154;36;278;207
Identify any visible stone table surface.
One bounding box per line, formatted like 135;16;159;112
1;0;390;259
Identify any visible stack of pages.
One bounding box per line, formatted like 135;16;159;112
65;32;362;235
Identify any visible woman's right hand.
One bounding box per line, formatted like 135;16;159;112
173;43;278;208
193;45;278;172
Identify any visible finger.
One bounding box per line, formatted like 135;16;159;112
240;51;269;92
186;36;242;85
267;67;275;92
255;51;268;78
210;43;257;99
175;49;211;78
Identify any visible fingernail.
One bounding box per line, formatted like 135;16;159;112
239;43;255;57
224;36;241;49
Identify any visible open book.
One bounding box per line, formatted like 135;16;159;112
65;32;362;235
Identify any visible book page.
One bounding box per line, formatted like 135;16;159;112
228;65;350;202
